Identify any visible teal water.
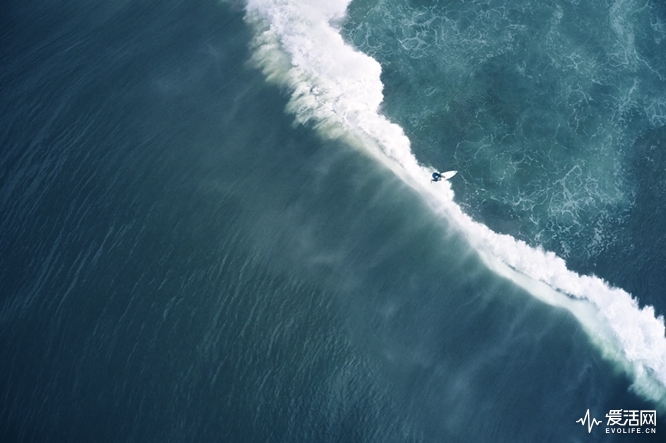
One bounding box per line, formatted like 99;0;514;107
1;0;665;442
343;0;666;298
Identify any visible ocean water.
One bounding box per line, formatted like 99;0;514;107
1;0;666;442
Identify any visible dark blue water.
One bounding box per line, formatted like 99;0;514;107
2;0;665;442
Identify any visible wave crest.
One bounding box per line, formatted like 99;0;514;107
243;0;666;407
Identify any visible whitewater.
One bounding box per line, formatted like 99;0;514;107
241;0;666;407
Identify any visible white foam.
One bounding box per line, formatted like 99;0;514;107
243;0;666;406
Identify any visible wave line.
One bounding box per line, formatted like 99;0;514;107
241;0;666;407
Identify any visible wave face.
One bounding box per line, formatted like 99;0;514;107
243;0;666;406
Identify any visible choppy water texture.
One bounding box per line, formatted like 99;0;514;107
344;0;666;280
1;0;666;442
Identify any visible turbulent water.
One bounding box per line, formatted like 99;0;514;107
2;0;666;442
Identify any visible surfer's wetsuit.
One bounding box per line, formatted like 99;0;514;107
431;172;442;182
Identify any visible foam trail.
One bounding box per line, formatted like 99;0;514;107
242;0;666;406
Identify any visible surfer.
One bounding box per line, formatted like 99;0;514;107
431;170;458;182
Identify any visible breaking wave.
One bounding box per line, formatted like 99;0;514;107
241;0;666;407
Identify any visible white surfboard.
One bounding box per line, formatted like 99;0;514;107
440;170;457;180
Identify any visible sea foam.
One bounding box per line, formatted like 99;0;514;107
242;0;666;407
